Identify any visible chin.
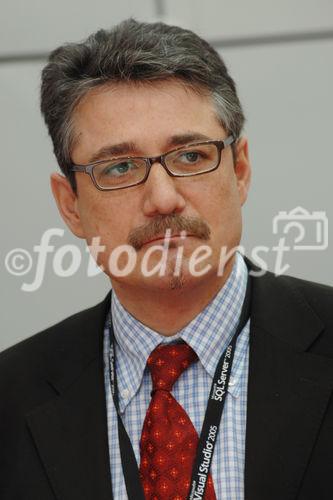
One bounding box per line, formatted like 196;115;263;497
142;260;215;293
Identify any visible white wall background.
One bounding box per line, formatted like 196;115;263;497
1;0;332;351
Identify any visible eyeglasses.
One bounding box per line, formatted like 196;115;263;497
70;135;235;191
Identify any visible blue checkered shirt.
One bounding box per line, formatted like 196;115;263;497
103;251;250;500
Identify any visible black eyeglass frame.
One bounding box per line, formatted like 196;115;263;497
70;135;235;191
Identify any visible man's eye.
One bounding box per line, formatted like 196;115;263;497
102;161;135;177
178;151;203;163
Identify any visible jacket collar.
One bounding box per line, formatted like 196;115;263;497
244;256;324;350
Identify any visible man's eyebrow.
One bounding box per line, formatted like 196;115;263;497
86;133;212;164
166;133;212;148
87;142;137;163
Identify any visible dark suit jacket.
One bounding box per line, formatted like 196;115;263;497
1;258;333;500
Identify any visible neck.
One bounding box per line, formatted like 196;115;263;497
110;254;236;336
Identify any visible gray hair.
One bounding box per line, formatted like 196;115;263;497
40;18;245;192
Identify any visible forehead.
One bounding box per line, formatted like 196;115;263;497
71;79;224;162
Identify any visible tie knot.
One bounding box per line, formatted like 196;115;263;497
147;342;198;392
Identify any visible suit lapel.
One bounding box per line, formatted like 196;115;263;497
26;292;114;500
244;260;333;500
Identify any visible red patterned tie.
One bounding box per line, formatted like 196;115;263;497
139;343;217;500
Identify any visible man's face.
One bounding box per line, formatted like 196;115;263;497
52;79;251;292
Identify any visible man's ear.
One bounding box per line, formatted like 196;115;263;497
233;136;251;206
50;173;85;238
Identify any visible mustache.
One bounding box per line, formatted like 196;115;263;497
128;214;211;251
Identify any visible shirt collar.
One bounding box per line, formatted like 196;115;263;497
108;251;248;412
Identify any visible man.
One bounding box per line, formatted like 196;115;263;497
1;18;332;500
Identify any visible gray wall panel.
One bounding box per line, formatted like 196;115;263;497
0;0;155;54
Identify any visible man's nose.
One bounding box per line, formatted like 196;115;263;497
141;161;186;217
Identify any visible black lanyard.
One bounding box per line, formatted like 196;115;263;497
107;273;252;500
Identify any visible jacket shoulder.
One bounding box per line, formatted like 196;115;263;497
0;293;110;379
0;292;111;426
260;270;333;355
278;272;333;321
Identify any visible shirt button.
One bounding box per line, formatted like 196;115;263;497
228;376;236;387
121;388;130;399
